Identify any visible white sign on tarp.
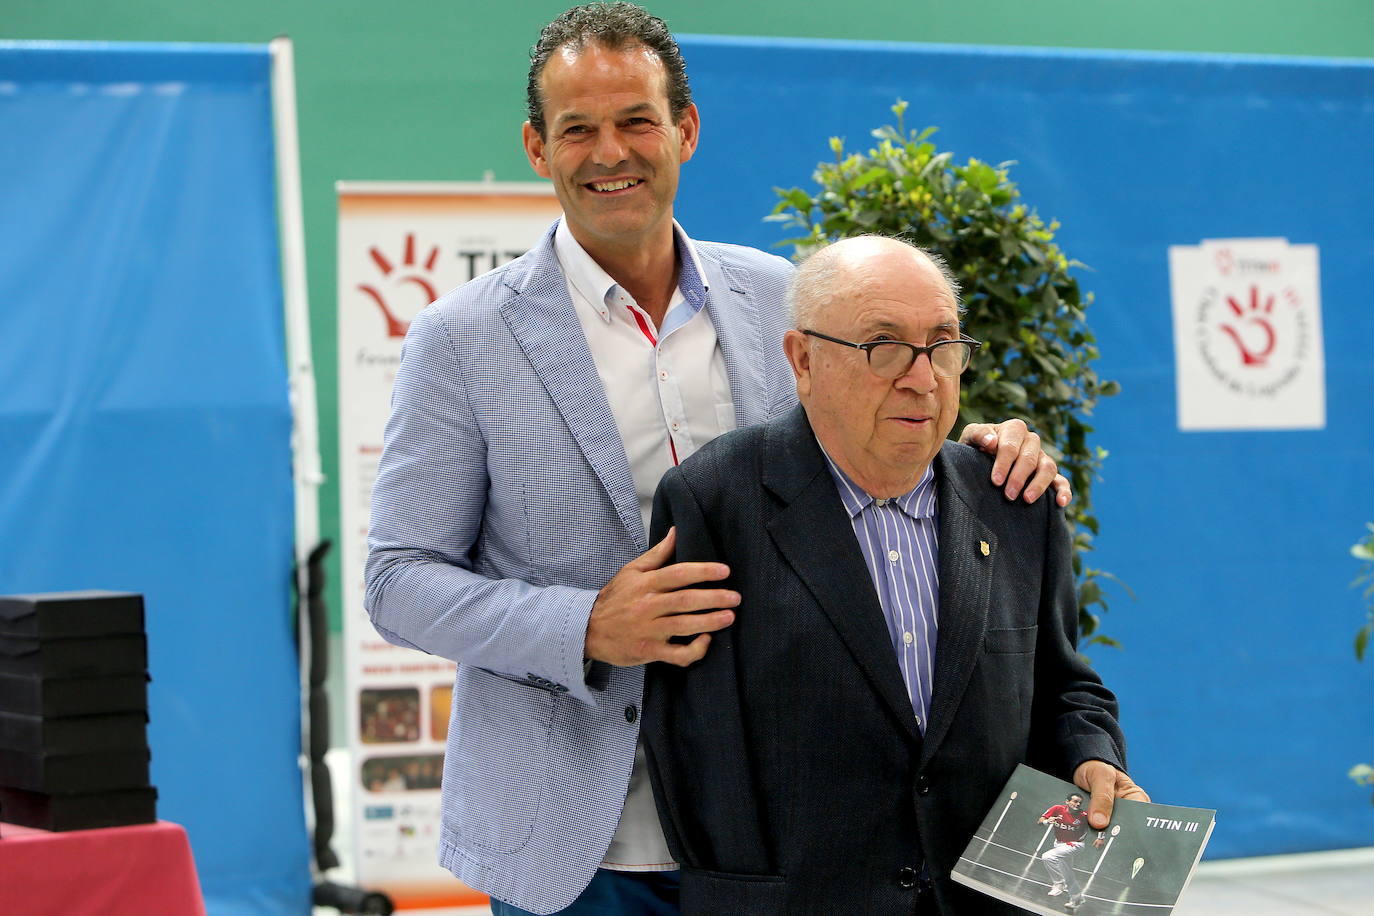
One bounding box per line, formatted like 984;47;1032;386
1168;237;1325;431
336;181;563;907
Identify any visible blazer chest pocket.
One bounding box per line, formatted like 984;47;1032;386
984;625;1037;654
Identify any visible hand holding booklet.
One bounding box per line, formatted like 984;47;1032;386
952;764;1214;916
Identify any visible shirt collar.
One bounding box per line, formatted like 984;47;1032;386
818;438;937;521
553;218;709;327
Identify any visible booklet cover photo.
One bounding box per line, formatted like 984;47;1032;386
952;764;1215;916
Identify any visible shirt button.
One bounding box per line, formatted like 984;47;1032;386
897;866;918;888
888;549;900;562
916;775;931;795
659;370;668;380
875;498;888;507
624;705;638;724
671;422;680;431
903;631;914;645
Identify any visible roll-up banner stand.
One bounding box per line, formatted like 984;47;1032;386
337;181;562;907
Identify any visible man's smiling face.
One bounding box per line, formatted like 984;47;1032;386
522;42;699;256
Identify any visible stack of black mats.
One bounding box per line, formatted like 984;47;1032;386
0;591;156;831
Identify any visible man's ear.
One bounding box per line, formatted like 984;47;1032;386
676;103;701;165
522;121;551;179
782;329;811;397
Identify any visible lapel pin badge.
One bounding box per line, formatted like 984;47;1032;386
979;540;990;557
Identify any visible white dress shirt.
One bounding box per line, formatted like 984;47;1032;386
555;218;735;870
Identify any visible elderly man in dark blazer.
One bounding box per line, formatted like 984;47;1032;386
643;236;1147;915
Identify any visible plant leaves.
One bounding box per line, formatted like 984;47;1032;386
851;167;892;191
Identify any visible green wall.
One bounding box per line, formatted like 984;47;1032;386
8;1;1372;628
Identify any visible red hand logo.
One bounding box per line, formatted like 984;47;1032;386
1218;285;1277;367
358;233;440;338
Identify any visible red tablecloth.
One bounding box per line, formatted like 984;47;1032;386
0;820;206;916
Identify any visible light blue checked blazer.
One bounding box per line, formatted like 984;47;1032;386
364;221;796;913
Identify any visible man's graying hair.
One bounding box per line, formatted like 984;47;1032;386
527;2;693;137
787;236;964;330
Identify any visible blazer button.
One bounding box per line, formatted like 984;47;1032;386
624;705;638;723
915;775;931;795
897;866;918;888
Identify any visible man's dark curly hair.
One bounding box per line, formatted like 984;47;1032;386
527;2;693;137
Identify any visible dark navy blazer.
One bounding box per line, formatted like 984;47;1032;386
645;405;1127;915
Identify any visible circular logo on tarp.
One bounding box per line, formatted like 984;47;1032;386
1192;254;1311;399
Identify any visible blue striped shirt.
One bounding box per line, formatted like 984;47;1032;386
820;448;940;733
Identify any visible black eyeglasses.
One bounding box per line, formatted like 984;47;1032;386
802;329;981;379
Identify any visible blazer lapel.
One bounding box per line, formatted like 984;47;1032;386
920;442;998;765
763;407;922;744
497;226;644;548
699;249;770;430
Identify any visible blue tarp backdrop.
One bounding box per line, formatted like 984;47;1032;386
0;42;309;914
675;36;1374;859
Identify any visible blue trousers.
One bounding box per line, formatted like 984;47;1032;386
489;869;680;916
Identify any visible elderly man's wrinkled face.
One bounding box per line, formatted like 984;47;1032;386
784;239;962;498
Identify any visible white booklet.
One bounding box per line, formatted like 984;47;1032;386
952;764;1215;916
